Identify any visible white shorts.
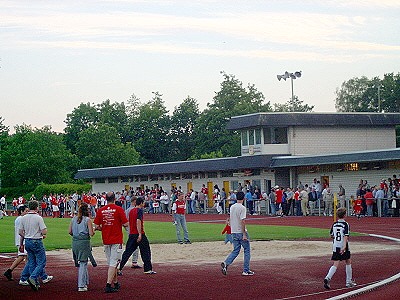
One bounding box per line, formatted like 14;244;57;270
52;205;59;212
104;244;123;267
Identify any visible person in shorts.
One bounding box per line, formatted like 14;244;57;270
94;192;128;293
4;205;29;281
323;207;356;289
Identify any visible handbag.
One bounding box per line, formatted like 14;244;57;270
392;199;397;209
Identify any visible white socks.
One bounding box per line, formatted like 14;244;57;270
346;264;353;283
326;265;337;280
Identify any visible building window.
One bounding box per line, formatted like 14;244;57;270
242;131;248;146
95;178;105;183
208;172;218;178
255;129;261;145
263;127;288;144
221;170;234;177
121;177;131;183
140;175;148;181
108;177;119;183
249;130;255;145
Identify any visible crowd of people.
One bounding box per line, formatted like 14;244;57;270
6;175;399;293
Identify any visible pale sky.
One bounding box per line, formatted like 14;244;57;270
1;0;400;133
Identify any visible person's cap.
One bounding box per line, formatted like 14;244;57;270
274;185;279;189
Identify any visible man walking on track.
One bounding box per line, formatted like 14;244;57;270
118;197;156;275
94;192;128;293
18;200;51;291
221;191;254;276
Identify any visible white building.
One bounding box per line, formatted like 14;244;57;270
75;112;400;204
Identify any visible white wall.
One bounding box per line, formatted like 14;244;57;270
290;127;395;155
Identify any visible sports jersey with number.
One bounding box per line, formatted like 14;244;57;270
330;219;349;252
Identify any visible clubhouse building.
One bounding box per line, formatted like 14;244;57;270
75;112;400;203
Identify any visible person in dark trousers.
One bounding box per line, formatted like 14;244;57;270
118;197;156;275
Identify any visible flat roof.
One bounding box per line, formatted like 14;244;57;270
270;148;400;168
226;112;400;130
75;154;277;179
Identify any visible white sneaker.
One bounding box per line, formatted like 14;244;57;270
19;280;29;286
346;280;357;288
42;275;53;283
242;270;255;276
78;287;88;292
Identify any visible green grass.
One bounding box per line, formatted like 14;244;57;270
0;216;344;253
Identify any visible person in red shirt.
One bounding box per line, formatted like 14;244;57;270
94;192;128;293
221;220;232;244
275;187;284;217
353;196;363;219
118;197;156;275
172;192;191;244
364;189;374;216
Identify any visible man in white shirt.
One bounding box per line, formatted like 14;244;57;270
19;200;49;291
221;191;254;276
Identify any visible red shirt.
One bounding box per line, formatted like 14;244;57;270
222;224;231;234
94;203;128;245
353;199;363;213
364;191;374;206
174;200;186;215
275;189;283;204
128;207;144;235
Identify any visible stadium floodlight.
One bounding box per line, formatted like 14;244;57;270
277;71;302;110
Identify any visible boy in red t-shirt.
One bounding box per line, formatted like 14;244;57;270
353;196;363;220
222;219;232;244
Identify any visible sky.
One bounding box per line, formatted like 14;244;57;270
1;0;400;133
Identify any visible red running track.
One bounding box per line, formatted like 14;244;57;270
1;214;399;300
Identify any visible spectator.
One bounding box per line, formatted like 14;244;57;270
172;192;191;244
94;192;129;293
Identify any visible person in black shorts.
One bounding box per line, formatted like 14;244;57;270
323;207;357;289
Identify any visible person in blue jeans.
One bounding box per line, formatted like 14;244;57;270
221;191;254;276
18;200;50;291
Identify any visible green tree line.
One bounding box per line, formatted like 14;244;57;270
1;71;399;196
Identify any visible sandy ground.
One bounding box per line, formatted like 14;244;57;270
49;240;400;265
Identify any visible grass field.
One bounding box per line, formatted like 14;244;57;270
0;216;335;253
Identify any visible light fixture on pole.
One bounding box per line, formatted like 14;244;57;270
277;71;302;110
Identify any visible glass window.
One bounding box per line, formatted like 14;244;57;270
242;131;248;146
208;172;218;178
95;178;105;183
274;127;288;144
263;128;272;144
108;177;119;183
255;129;261;145
263;127;288;144
249;130;255;145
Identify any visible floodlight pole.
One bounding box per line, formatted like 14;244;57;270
277;71;302;112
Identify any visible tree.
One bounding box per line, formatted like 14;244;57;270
380;72;400;113
335;76;372;112
97;99;130;143
1;125;76;187
129;92;171;163
335;73;400;113
273;95;314;112
170;96;200;161
76;124;141;169
64;102;99;153
193;72;272;158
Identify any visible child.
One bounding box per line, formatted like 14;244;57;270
324;207;356;290
353;196;363;220
221;219;232;244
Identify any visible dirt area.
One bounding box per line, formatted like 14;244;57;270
49;240;400;265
